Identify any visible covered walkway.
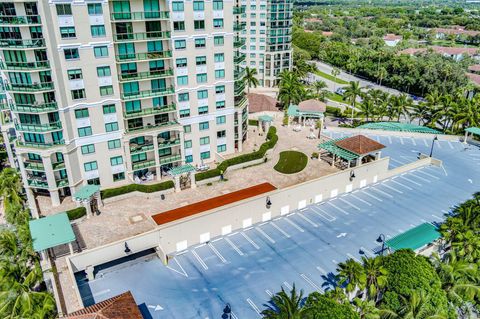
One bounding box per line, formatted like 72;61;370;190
357;122;441;134
385;223;440;252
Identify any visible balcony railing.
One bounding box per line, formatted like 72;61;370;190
234;82;246;96
234;68;246;80
121;86;175;100
126;120;179;134
0;15;41;25
11;102;58;113
24;161;44;171
114;31;171;42
124;103;176;118
234;53;246;64
52;162;66;170
159;154;181;165
0;38;46;48
235;96;248;109
17;139;65;149
234;38;246;48
0;60;49;70
56;178;69;188
6;82;54;92
15;121;62;132
111;11;169;21
233;22;246;31
119;69;174;82
158;138;180;149
132;159;156;170
115;51;172;62
233;7;245;14
27;178;48;188
130;143;155;154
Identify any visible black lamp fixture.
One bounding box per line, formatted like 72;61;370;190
349;170;356;182
124;242;131;254
429;135;438;157
266;196;272;209
376;234;386;256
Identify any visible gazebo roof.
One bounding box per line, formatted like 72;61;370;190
258;115;274;122
29;212;75;252
73;184;100;202
287;104;325;119
298;99;327;113
466;127;480;136
247;93;278;113
335;135;385;156
169;164;196;176
318;138;359;161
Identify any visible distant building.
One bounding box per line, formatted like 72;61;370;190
468;64;480;74
399;46;480;62
383;34;403;47
466;73;480;87
432;26;480;39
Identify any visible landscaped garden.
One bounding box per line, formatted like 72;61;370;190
274;151;308;174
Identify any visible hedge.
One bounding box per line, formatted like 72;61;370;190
248;119;259;126
101;180;174;199
66;206;86;220
195;126;278;182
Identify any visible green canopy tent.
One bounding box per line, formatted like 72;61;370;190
168;164;197;192
73;184;101;219
29;212;76;257
385;223;440;253
464;127;480;144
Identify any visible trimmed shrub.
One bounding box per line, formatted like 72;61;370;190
248;119;259;126
101;180;174;199
66;206;86;220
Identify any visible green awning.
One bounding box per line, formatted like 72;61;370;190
385;223;440;252
73;184;100;202
29;212;75;252
169;164;195;176
258;115;274;122
318;138;359;161
288;105;324;119
466;127;480;136
357;122;441;134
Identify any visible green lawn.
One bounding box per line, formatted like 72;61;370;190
315;70;349;85
327;92;346;103
274;151;308;174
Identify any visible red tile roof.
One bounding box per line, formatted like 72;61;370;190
65;291;143;319
383;34;402;41
399;46;479;56
468;65;480;73
322;31;333;37
298;99;326;113
466;73;480;86
433;27;480;36
335;135;385;155
248;93;279;113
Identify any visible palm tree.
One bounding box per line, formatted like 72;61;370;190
331;67;341;91
337;258;366;300
0;168;23;224
358;96;375;122
277;70;304;110
261;284;308;319
244;67;259;94
381;290;447;319
312;80;327;97
362;257;388;302
343;81;362;125
354;298;381;319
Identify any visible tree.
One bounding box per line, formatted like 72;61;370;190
353;298;381;319
0;168;23;224
362;257;388;302
244;67;259;94
381;290;447;319
337;258;366;300
312;80;328;97
303;292;360;319
344;81;362;125
261;284;308;319
277;70;304;110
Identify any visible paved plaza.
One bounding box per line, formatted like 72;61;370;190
74;131;480;318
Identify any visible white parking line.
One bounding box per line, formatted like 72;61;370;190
241;232;260;250
410;173;431;183
423;139;428;147
167;258;189;277
283;282;293;290
360;247;375;258
301;273;323;292
347;253;360;262
351;194;372;206
448;141;453;149
400;176;422;186
382;183;403;194
265;290;273;297
231;312;239;319
208;243;227;263
256;227;275;244
316;266;327;275
339;197;361;210
93;289;111;298
411;138;416;146
270;222;291;238
311;206;336;221
327;202;349;215
297;212;318;227
388;136;392;144
391;179;413;190
416;170;440;180
362;190;383;202
437;140;442;148
192;250;208;270
432;214;443;221
400;137;404;145
284;217;305;232
246;298;262;317
390;158;406;165
225;237;244;256
371;187;394;198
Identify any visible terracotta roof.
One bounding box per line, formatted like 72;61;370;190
383;34;402;41
322;31;333;37
399;46;479;56
335;135;385;155
247;93;279;113
399;48;427;55
466;73;480;86
298;99;326;113
65;291;143;319
433;27;480;36
468;64;480;73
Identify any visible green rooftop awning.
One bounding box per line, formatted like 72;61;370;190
29;212;75;252
288;105;324;119
169;164;196;176
73;184;100;202
258;115;274;122
385;223;440;252
466;127;480;136
318;138;359;161
357;122;441;134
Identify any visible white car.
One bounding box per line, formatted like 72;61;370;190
335;88;346;96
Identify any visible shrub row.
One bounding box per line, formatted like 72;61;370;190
248;119;259;126
101;180;174;199
66;206;86;220
195;126;278;182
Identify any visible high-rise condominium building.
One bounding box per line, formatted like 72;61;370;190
0;0;248;210
241;0;292;87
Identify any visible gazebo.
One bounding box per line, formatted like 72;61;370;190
73;184;101;219
258;114;274;133
168;164;197;192
464;127;480;144
288;99;326;126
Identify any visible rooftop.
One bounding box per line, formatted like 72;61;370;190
383;34;402;41
298;99;327;113
399;46;479;56
73;184;100;202
247;93;279;113
466;72;480;86
468;64;480;73
335;135;385;156
357;122;441;134
385;223;440;251
29;212;75;252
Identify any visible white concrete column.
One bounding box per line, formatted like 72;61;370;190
17;158;39;218
190;171;197;189
375;151;382;160
49;190;60;207
331;154;336;167
84;200;92;219
174;175;181;192
464;131;469;144
152;135;161;180
68;242;74;255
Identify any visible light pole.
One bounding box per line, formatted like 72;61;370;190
429;135;438;157
376;234;386;256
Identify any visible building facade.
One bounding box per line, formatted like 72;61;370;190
0;0;248;210
240;0;292;87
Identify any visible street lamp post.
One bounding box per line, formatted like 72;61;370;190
429;135;438;157
376;234;386;256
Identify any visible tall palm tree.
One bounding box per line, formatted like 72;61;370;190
344;81;362;125
337;258;366;300
277;70;304;110
261;284;308;319
244;67;259;94
354;297;381;319
312;80;327;97
362;257;388;302
358;96;375;122
381;290;447;319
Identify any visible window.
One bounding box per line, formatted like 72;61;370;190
185;155;193;163
176;58;187;68
94;46;108;58
78;126;93;137
216;101;225;109
196;56;206;65
103;104;116;114
88;3;103;15
56;4;72;16
213;0;223;10
196;73;207;83
172;2;184;11
67;69;82;80
217;130;226;138
108;139;121;149
179;109;190;118
217;144;226;152
81;144;95;155
71;89;86;100
200;136;210;145
100;85;114;96
177;75;188;86
194;20;205;30
105;122;119;132
215;69;225;79
173;21;185;31
184;125;191;133
91;25;106;37
198;106;208;115
97;66;111;77
197;90;208;99
193;1;204;11
178;93;189;102
199;121;209;130
64;48;79;60
216;115;226;124
75;108;89;119
184;140;192;148
200;151;210;159
194;38;206;48
60;27;76;38
174;40;186;49
110;156;123;166
213;19;224;29
215;85;225;94
84;161;98;172
113;172;125;181
214;36;224;46
214;53;224;62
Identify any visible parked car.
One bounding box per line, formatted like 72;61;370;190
335;88;346;96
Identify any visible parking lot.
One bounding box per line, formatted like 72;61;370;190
76;132;480;319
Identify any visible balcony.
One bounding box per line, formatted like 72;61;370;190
6;82;54;92
111;11;169;21
234;82;246;96
0;15;41;25
113;31;171;42
52;162;66;170
115;51;172;62
121;86;175;100
234;53;246;64
132;159;156;170
27;178;48;189
0;61;49;71
119;69;174;82
234;38;246;48
234;68;246;81
11;102;58;113
24;161;44;171
124;103;176;119
159;154;181;165
235;96;248;109
130;143;155;155
17;139;65;149
233;22;246;31
56;178;69;188
126;120;179;134
15;121;62;133
233;7;245;14
0;38;46;48
158;138;180;149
